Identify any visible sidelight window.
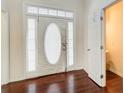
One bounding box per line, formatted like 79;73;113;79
67;22;74;66
26;18;37;72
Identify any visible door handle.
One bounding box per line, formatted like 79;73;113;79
62;42;67;51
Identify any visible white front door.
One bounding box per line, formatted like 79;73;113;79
26;15;74;78
37;17;68;76
87;11;105;87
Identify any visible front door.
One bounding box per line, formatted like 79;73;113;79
37;17;68;76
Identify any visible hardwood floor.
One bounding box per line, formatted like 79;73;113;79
1;70;123;93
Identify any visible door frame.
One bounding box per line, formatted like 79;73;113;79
101;0;122;86
23;3;76;79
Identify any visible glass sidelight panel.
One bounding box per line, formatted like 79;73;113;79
67;22;74;66
27;18;37;72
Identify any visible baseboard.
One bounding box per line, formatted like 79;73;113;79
10;76;26;83
1;82;9;86
109;68;123;77
6;69;84;84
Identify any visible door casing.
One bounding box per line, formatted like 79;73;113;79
23;5;76;79
101;0;123;86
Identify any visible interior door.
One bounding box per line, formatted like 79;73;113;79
88;11;105;87
37;17;68;76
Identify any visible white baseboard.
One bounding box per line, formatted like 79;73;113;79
10;76;26;83
1;81;9;86
109;68;123;77
9;67;83;83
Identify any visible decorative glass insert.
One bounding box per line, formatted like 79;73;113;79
44;23;61;64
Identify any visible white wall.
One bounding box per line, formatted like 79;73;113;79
6;0;85;82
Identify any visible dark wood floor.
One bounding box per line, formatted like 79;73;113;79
1;70;123;93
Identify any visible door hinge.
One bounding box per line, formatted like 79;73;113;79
100;16;103;21
100;45;103;50
100;74;104;79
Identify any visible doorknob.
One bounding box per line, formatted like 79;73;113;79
62;42;67;51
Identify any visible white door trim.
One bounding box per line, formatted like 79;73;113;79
101;0;119;87
23;3;76;80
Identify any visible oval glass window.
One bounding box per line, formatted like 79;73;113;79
44;23;61;64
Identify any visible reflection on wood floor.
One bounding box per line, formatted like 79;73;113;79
2;70;123;93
